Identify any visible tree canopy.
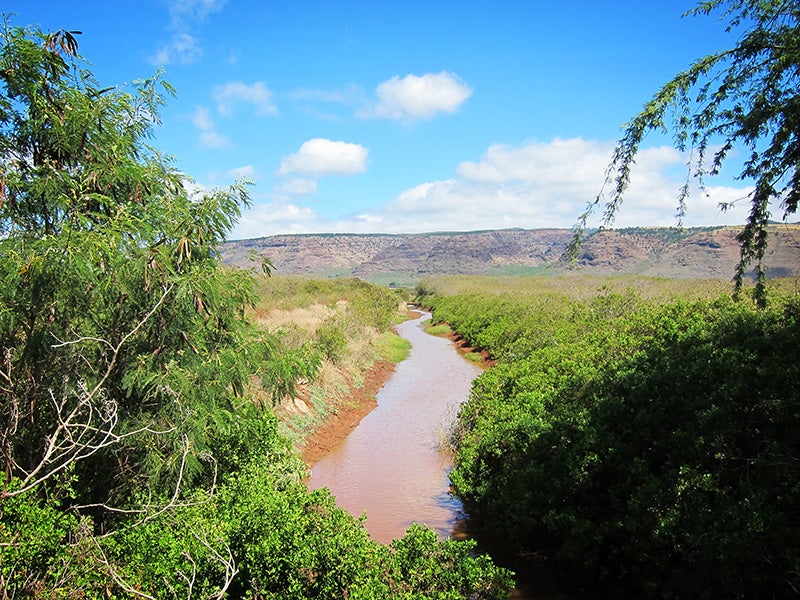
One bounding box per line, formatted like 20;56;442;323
572;0;800;307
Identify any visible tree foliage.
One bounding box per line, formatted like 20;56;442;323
572;0;800;307
0;19;258;505
425;277;799;597
0;22;512;599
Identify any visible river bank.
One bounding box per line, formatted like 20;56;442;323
300;358;397;466
298;310;494;466
307;311;484;543
297;309;421;465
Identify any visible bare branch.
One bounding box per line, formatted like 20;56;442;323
90;518;238;600
51;283;174;399
192;530;238;600
174;551;197;599
4;285;176;497
90;536;158;600
84;442;219;539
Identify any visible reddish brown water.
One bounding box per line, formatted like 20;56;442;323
307;312;482;544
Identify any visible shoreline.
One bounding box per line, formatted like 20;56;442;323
300;358;397;466
299;310;423;466
299;312;494;467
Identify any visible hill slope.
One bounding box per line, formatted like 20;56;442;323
221;225;800;285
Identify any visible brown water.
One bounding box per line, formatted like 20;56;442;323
307;311;482;544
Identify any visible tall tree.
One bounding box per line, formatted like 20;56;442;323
571;0;800;307
0;19;270;595
0;19;259;509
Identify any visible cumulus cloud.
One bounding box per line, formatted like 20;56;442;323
349;139;754;234
277;138;368;177
192;106;230;148
214;81;278;117
358;71;472;120
230;138;755;239
231;201;321;240
458;138;609;185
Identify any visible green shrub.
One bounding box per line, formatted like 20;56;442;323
377;330;412;363
429;276;799;597
315;318;348;363
425;323;453;336
0;483;82;596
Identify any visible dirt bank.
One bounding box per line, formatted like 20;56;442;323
298;310;495;466
300;359;397;466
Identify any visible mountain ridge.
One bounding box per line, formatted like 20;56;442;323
220;225;800;285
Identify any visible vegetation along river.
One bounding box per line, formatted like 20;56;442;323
307;311;482;544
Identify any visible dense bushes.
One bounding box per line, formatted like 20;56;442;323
3;404;513;598
424;276;799;598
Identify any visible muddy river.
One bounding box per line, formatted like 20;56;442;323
307;311;481;544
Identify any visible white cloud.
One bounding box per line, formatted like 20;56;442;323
230;138;756;239
347;139;754;234
152;32;203;65
278;178;318;196
214;81;278;117
231;201;321;240
166;0;228;27
192;106;230;148
197;132;228;151
152;0;227;65
457;138;610;185
277;138;368;177
358;71;472;120
227;165;258;180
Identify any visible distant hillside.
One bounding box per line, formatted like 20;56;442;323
220;225;800;285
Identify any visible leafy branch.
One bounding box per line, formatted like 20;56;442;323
567;0;800;307
3;284;174;497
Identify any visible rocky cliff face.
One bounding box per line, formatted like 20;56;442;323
220;225;800;284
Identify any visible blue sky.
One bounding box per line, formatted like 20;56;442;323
5;0;756;240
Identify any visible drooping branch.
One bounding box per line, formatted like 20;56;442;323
565;0;799;306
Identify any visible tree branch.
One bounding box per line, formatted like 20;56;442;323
4;285;175;497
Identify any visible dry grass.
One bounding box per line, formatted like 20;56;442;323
254;300;348;333
247;275;412;451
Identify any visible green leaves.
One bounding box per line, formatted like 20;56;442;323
388;524;514;600
0;15;256;571
572;0;800;306
434;279;800;597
